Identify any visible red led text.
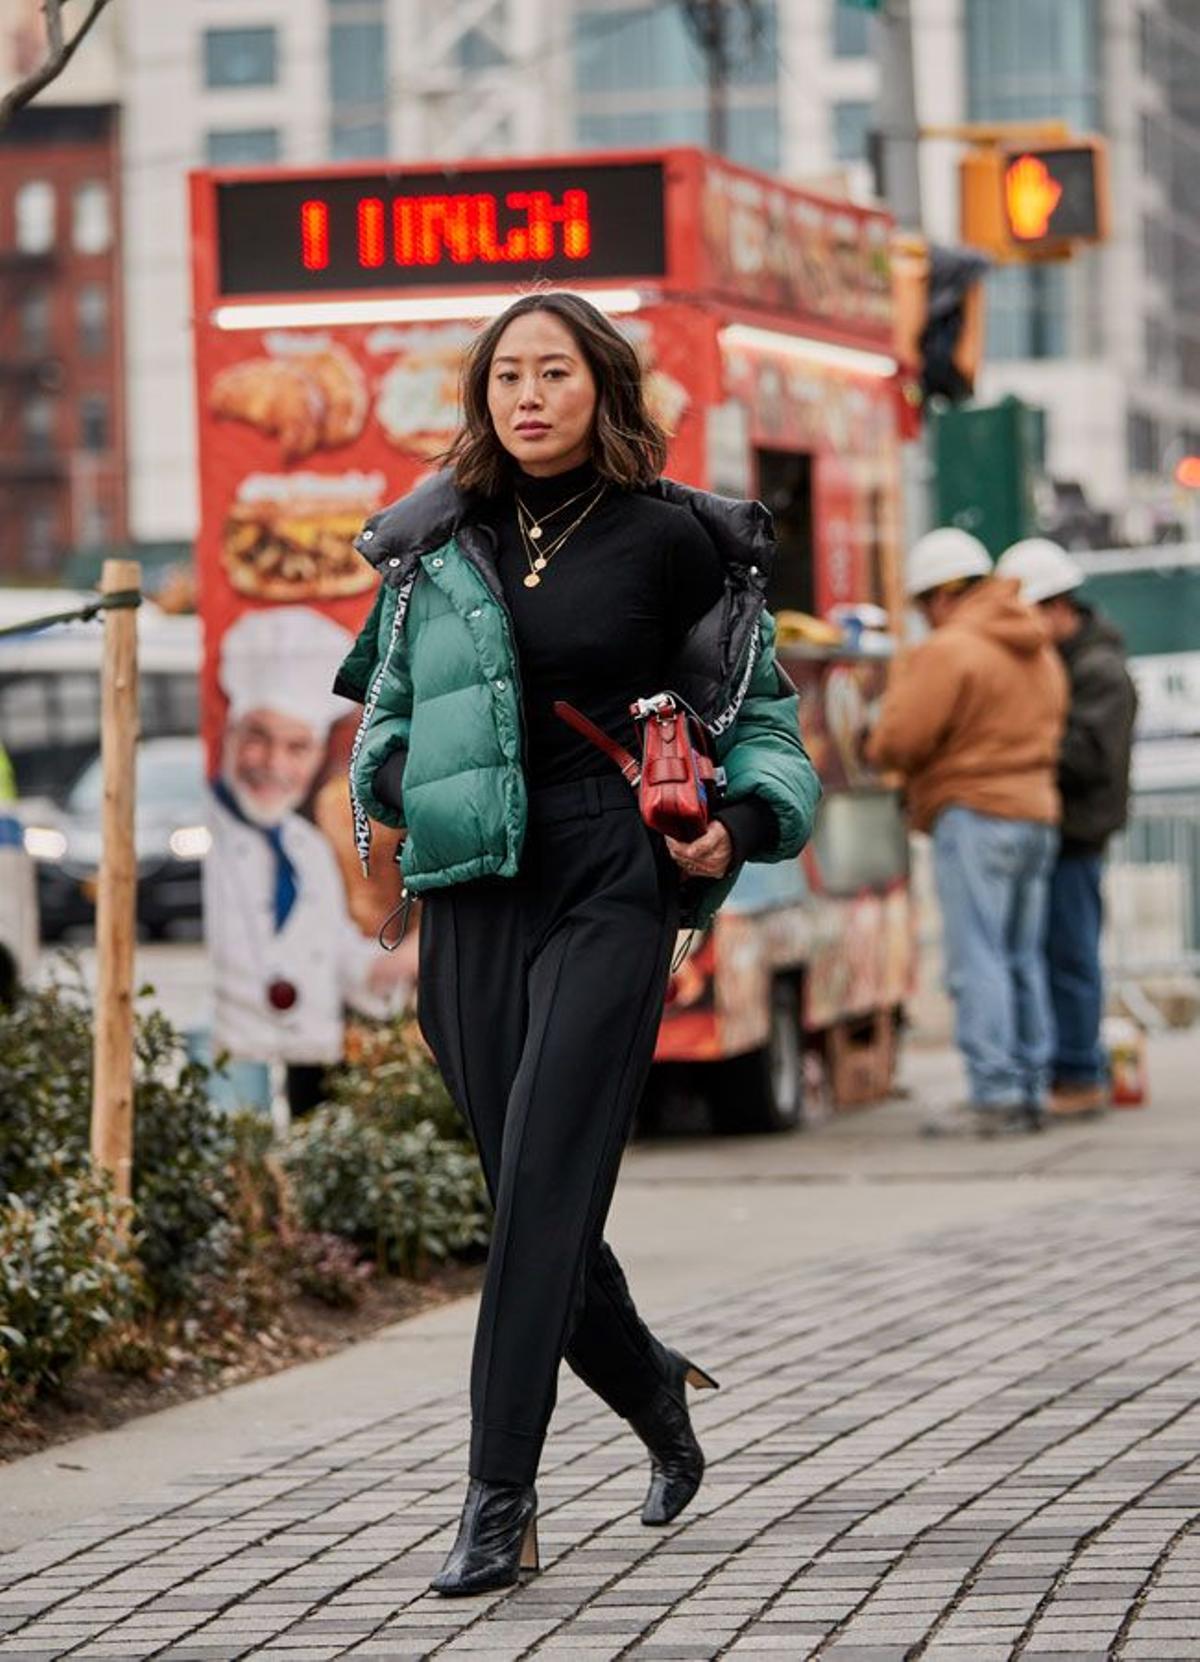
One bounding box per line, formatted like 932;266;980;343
298;188;593;272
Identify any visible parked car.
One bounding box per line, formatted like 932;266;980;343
25;736;209;941
0;743;37;1001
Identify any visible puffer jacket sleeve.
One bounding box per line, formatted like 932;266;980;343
716;611;821;861
339;584;415;832
333;581;387;704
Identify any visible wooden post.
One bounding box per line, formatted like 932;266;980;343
90;559;141;1204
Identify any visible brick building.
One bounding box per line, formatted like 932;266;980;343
0;103;126;578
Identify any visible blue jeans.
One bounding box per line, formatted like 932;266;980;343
1047;851;1105;1086
932;806;1058;1109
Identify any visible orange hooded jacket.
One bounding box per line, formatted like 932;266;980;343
866;577;1068;834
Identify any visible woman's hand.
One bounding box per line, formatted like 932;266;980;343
665;821;733;880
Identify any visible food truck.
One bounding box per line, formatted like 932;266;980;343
190;146;913;1131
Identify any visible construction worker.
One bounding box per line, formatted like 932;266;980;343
867;529;1068;1135
996;539;1138;1117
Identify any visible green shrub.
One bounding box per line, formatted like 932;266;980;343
282;1110;489;1278
333;1017;466;1142
0;1169;141;1398
291;1232;374;1308
0;981;236;1308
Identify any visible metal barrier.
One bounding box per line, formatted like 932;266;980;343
1105;793;1200;977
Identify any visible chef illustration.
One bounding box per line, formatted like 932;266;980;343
206;605;408;1118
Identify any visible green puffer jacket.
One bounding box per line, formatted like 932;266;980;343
334;471;820;929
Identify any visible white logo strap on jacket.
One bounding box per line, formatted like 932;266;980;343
349;571;416;876
708;623;761;739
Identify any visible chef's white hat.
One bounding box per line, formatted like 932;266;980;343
219;606;357;738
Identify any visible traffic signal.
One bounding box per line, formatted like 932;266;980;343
961;138;1110;262
893;238;988;407
1176;456;1200;490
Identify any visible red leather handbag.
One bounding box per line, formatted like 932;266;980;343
553;693;720;843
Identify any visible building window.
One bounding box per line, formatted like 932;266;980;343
79;500;111;549
832;99;873;162
72;181;111;254
330;21;386;105
1127;410;1159;474
576;3;775;92
14;180;55;253
1144;316;1172;381
329;11;388;159
204;27;278;89
1182;336;1200;393
80;394;110;452
574;3;778;169
985;264;1069;360
77;284;108;356
577;103;776;169
20;288;51;355
966;0;1100;130
23;393;55;456
23;504;58;574
330;118;389;159
1143;212;1170;275
577;109;707;151
458;26;506;70
833;1;871;57
206;126;281;165
728;104;781;172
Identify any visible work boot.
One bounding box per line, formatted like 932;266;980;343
922;1102;1038;1139
1049;1081;1108;1118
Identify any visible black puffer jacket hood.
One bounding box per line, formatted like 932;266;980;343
352;470;776;733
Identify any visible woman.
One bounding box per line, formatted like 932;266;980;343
335;291;820;1595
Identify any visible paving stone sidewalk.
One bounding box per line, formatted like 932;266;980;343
2;1179;1198;1662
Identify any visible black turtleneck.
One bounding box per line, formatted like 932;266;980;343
487;462;778;864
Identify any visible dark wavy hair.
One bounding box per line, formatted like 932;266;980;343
442;290;669;496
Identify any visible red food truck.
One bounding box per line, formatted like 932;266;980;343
190;146;913;1131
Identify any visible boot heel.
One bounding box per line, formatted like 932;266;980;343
520;1515;540;1573
684;1361;720;1391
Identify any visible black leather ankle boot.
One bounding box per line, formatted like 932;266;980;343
430;1479;539;1596
627;1348;720;1527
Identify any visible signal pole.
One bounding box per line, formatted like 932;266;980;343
678;1;766;158
872;0;923;228
678;0;729;155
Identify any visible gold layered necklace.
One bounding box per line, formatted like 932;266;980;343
515;477;601;542
516;480;607;588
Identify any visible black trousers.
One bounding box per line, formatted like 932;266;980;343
285;1064;328;1120
418;773;680;1485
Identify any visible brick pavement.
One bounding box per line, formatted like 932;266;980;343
1;1179;1198;1662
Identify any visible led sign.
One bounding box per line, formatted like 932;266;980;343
215;163;666;297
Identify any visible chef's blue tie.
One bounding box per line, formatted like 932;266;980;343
263;823;298;932
211;780;299;932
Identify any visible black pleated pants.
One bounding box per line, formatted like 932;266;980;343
417;773;680;1485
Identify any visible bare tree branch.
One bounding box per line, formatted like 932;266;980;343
0;0;116;130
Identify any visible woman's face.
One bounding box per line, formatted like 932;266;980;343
486;310;598;476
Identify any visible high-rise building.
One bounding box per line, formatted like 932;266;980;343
4;0;1190;560
903;0;1198;537
117;0;565;551
0;103;126;577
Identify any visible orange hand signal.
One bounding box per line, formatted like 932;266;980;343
1005;154;1063;241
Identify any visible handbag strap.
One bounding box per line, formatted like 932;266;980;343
552;700;642;787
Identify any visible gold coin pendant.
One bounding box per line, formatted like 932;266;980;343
533;555;548;571
529;525;543;540
523;572;541;588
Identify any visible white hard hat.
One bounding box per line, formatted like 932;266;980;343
904;528;992;599
219;605;356;737
995;538;1083;605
